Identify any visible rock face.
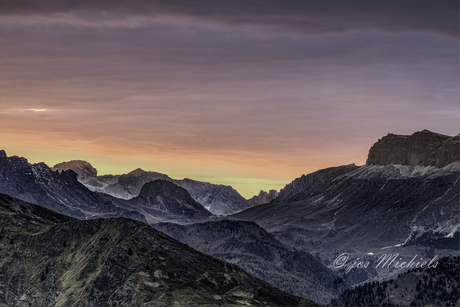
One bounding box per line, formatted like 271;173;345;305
53;160;98;180
248;189;278;205
234;130;459;285
154;220;347;305
0;193;317;307
366;129;459;167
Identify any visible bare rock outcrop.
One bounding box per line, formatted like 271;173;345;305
366;129;459;167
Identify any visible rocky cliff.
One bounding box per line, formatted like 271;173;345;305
53;160;98;180
366;129;459;167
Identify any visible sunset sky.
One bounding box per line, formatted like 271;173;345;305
0;1;458;198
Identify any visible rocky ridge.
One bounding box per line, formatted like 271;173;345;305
0;151;214;224
233;130;459;285
0;193;317;306
366;129;459;167
154;219;347;305
53;163;254;216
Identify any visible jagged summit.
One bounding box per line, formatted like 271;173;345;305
53;160;97;180
51;159;253;215
366;129;459;167
248;189;278;205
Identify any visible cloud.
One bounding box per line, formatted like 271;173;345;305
0;0;458;197
0;0;457;37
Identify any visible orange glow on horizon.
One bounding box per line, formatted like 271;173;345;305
0;127;369;198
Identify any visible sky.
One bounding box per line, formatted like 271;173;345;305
0;0;458;198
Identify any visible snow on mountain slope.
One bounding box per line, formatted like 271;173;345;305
233;130;459;285
54;163;254;216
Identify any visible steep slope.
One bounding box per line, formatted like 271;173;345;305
121;180;213;223
233;130;459;284
332;256;459;307
0;150;119;220
175;178;252;215
0;193;318;307
54;163;253;216
95;168;172;199
0;151;213;224
154;220;347;305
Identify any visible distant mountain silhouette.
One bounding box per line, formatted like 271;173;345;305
53;163;254;216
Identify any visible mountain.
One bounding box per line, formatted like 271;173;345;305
0;150;119;220
331;256;459;307
0;193;317;307
118;180;213;223
174;178;252;215
0;151;214;224
84;168;172;199
366;129;459;167
248;189;278;205
154;219;348;305
233;130;459;284
54;163;254;215
51;160;120;192
52;160;98;180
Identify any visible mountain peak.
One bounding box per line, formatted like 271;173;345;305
248;189;278;205
127;168;146;176
366;130;459;167
132;179;212;220
53;160;97;180
0;150;6;158
138;179;185;197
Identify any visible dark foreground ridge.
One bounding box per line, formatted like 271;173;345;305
331;256;459;307
0;193;319;306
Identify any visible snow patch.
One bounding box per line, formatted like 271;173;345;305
349;162;459;180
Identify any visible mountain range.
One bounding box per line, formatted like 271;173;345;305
0;192;316;306
234;130;459;284
0;150;215;224
0;129;458;305
154;219;347;304
53;162;253;216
